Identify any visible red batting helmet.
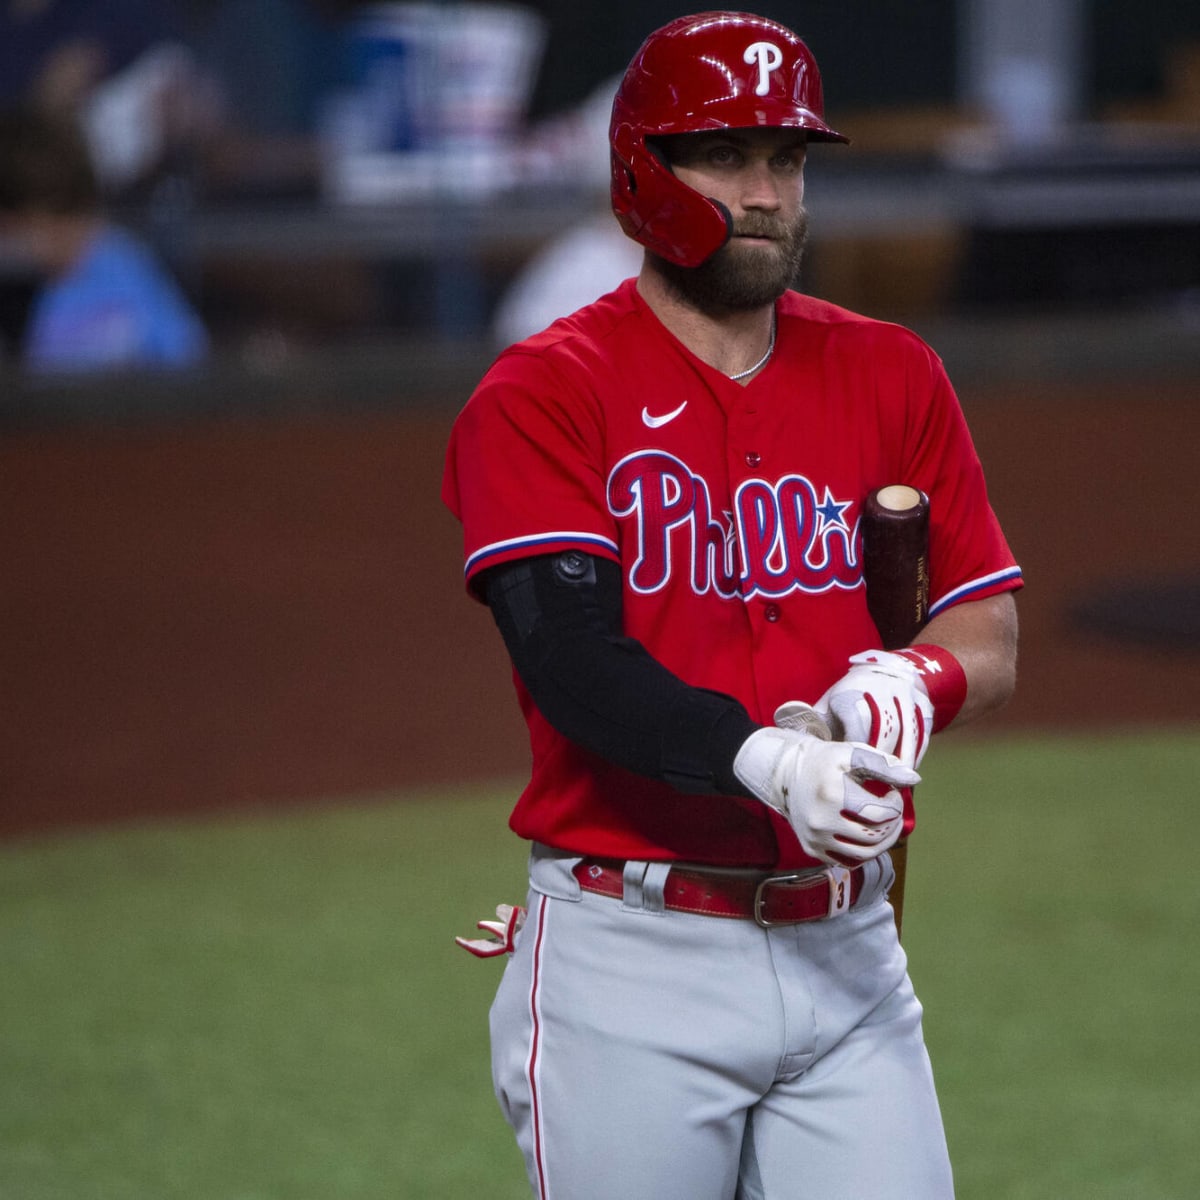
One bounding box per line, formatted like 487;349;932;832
610;11;848;267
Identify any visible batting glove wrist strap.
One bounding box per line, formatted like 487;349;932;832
816;647;950;769
733;726;919;867
895;644;968;730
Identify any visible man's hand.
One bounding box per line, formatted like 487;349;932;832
816;650;934;769
733;725;919;866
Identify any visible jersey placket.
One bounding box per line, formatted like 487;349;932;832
726;385;789;715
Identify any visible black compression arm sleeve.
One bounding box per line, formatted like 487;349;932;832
483;552;759;796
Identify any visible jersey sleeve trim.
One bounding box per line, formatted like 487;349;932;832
465;531;621;580
929;566;1024;617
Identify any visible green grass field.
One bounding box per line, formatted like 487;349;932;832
2;732;1198;1199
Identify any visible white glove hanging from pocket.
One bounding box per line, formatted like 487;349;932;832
455;903;526;958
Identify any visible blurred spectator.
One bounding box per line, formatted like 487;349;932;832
0;0;178;113
0;0;217;200
0;107;209;373
492;75;640;347
492;213;642;348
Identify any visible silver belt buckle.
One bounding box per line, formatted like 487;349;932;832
754;868;853;927
753;872;809;928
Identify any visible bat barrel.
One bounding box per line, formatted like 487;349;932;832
861;485;930;651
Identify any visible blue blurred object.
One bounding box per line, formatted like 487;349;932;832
23;224;209;373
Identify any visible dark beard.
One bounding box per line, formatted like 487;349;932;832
650;207;809;316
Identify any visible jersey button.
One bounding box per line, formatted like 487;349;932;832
745;451;761;468
764;603;782;622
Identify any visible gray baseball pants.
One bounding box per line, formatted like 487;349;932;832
489;844;955;1199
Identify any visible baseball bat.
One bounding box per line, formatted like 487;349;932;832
861;485;930;651
860;484;930;940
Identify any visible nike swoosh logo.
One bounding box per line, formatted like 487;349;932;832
641;401;688;429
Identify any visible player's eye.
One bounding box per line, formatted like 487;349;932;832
706;144;743;168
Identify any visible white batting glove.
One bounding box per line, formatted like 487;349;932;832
816;650;935;770
733;725;919;866
455;903;526;958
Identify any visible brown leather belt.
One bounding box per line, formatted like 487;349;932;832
572;859;864;927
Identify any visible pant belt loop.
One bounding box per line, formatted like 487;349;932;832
642;862;671;914
621;860;649;912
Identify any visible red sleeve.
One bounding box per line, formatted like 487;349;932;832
442;346;620;597
894;341;1023;614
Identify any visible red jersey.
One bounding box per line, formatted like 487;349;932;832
443;280;1022;869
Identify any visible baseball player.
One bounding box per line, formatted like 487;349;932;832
443;12;1022;1199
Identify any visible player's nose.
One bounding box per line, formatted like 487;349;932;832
738;161;785;211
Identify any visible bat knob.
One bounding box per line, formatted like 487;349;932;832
873;484;924;514
862;484;931;651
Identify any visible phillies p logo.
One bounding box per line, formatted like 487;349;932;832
744;41;783;96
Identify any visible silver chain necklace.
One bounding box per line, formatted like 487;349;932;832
728;314;777;381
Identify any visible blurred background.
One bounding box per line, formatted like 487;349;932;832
2;0;1199;384
2;6;1199;1198
1;0;1198;825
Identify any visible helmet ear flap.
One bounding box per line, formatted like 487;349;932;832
708;198;735;241
611;137;732;268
